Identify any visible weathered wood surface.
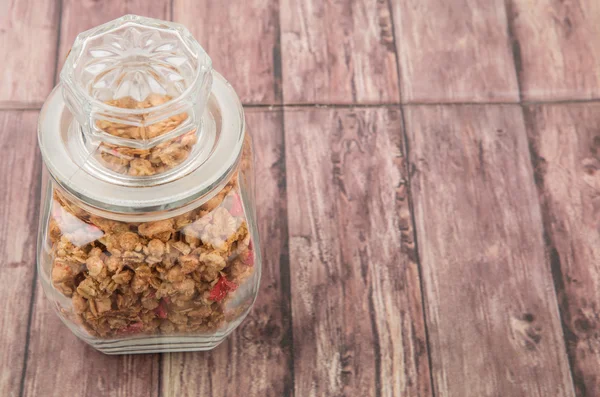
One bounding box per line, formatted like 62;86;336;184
21;4;172;397
280;0;400;104
22;284;161;397
391;0;519;103
525;103;600;397
56;0;171;75
3;1;600;396
405;105;575;396
0;0;59;107
285;108;431;396
0;111;41;397
161;110;293;397
173;0;281;105
507;0;600;101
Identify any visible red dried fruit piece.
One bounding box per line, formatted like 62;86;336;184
154;298;168;319
241;249;254;267
229;193;244;217
209;276;237;302
119;321;144;335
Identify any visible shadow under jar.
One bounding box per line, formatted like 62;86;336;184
37;15;261;354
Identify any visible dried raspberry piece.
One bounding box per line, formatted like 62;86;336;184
241;249;254;267
209;276;237;302
154;298;168;319
229;193;244;217
118;322;144;335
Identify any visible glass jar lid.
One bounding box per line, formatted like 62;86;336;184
38;15;245;215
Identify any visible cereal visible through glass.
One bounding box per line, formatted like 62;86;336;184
48;158;254;338
95;95;197;176
38;14;259;354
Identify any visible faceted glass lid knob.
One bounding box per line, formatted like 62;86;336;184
60;14;213;149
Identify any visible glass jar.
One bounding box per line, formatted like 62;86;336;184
36;15;261;354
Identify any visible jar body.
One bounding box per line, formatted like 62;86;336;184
37;135;260;354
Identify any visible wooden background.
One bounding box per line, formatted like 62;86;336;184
1;0;600;396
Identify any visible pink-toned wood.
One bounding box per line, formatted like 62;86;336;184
405;105;575;396
22;283;160;397
0;0;59;107
280;0;400;104
0;111;41;397
391;0;519;103
173;0;281;105
26;169;161;396
20;3;170;396
1;1;594;394
285;108;431;396
507;0;600;101
56;0;171;75
525;103;600;396
161;109;293;397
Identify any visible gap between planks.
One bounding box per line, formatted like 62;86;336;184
502;2;581;393
10;97;600;112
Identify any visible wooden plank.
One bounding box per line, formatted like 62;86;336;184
21;4;172;396
525;103;600;396
22;296;160;397
0;111;41;397
56;0;171;75
285;108;431;396
24;125;159;395
24;165;159;397
391;0;519;103
0;0;59;107
173;0;281;105
280;0;400;104
405;104;575;396
29;3;175;386
507;0;600;101
161;109;293;397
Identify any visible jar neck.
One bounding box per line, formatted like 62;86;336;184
62;82;212;186
39;72;245;214
49;154;240;223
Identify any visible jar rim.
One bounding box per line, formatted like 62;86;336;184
38;72;245;214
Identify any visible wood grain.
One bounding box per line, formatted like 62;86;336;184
0;111;41;397
285;108;431;396
0;0;59;107
162;110;293;397
22;290;160;397
525;103;600;396
280;0;400;104
56;0;171;75
1;1;594;394
507;0;600;101
24;154;159;397
20;3;170;396
405;104;575;396
24;170;159;396
173;0;281;105
391;0;519;103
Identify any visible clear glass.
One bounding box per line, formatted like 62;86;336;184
37;137;260;354
37;15;259;354
61;14;213;179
